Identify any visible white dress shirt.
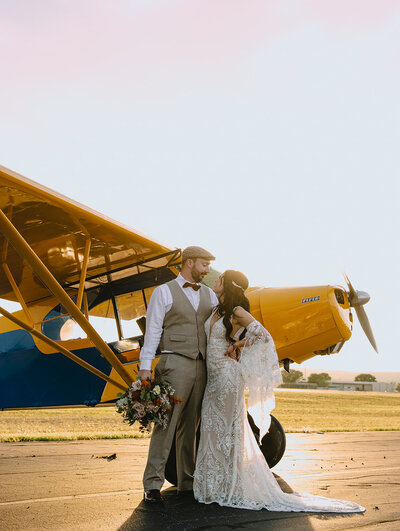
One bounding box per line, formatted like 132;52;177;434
139;274;219;371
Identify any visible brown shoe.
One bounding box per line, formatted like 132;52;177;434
144;489;162;502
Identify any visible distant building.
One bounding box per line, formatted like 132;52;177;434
279;380;396;392
328;381;396;392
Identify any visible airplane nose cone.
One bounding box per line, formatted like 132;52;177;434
353;290;370;307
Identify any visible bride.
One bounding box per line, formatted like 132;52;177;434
193;270;365;513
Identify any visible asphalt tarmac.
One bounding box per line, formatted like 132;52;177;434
0;431;399;530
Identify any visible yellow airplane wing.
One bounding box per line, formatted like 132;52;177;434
0;164;180;305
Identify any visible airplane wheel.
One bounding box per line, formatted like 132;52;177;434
247;413;286;468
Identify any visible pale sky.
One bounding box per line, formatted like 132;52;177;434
1;1;399;373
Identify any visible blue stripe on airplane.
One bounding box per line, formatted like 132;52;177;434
0;329;112;408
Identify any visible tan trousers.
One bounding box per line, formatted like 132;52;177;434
143;353;206;491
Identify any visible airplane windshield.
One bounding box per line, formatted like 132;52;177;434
41;297;86;341
41;287;154;343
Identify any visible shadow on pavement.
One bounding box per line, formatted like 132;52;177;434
118;476;355;531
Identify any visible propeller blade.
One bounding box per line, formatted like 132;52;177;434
343;272;378;353
343;272;358;305
354;305;378;353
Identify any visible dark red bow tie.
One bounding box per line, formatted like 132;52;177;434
183;282;201;291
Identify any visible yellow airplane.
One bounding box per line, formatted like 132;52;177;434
0;164;377;479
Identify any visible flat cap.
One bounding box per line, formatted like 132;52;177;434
182;245;216;261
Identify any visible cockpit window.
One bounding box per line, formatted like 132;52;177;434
41;286;155;343
41;302;85;341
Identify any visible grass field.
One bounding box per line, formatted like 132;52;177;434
1;389;399;442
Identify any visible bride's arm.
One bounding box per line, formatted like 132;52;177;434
224;306;271;359
232;306;255;328
234;306;271;346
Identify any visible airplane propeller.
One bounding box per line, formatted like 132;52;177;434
343;273;378;353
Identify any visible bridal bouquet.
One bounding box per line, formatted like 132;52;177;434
116;378;182;432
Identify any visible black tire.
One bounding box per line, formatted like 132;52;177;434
247;413;286;468
261;415;286;468
165;415;286;485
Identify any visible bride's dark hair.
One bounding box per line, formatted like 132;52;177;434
216;270;250;342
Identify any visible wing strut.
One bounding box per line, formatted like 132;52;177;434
2;262;34;326
0;208;133;387
76;237;91;312
2;220;34;326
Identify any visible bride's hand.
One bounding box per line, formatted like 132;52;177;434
224;344;236;360
233;342;242;361
224;344;241;361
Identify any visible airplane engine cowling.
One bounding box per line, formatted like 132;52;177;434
246;285;352;365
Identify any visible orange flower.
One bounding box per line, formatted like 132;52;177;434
142;380;151;388
171;396;183;404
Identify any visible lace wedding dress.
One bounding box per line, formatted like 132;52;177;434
193;312;365;513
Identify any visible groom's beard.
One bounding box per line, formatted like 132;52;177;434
191;270;207;283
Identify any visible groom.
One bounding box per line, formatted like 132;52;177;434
137;245;218;502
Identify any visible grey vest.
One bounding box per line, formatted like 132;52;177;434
159;280;213;358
